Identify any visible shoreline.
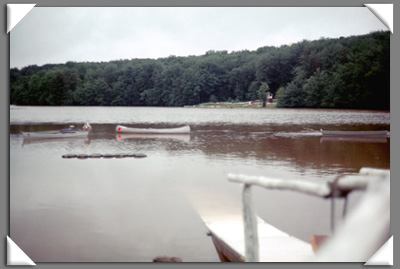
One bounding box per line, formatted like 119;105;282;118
187;101;278;109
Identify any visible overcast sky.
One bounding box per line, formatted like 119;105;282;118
10;7;388;69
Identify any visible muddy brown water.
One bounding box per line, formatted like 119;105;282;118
10;106;390;262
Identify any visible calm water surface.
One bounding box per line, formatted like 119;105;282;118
10;106;390;262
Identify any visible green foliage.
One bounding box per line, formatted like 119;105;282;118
257;82;269;107
275;86;285;100
277;31;389;109
303;69;332;108
277;67;308;108
246;81;260;101
10;31;389;110
209;94;218;103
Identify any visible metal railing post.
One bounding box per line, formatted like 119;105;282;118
242;183;259;262
228;168;390;262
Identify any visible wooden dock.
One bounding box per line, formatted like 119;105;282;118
205;217;315;262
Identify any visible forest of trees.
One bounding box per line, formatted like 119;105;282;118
10;31;390;110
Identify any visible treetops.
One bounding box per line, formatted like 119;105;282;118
10;31;390;110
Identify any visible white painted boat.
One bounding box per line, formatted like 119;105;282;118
116;125;191;134
22;123;91;140
116;133;190;142
320;129;388;137
22;129;89;139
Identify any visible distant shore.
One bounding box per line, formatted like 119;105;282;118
186;100;278;108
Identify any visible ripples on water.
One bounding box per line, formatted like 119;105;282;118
10;106;390;126
9;106;390;262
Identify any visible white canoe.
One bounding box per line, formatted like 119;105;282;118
320;129;388;137
116;125;191;134
22;129;89;139
116;133;191;142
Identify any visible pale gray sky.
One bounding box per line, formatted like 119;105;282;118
10;7;388;69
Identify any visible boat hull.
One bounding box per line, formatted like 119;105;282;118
205;219;315;262
116;133;190;142
320;130;388;137
208;231;245;262
116;125;191;134
22;129;89;139
320;136;388;143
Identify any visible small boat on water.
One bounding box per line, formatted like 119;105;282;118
320;136;388;144
116;125;191;134
22;123;91;140
320;129;388;137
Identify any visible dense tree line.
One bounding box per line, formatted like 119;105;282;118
10;31;390;109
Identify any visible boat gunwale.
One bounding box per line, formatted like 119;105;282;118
21;129;89;139
116;125;191;134
208;231;245;262
320;129;388;137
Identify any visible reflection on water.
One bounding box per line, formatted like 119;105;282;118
320;136;388;143
10;106;390;126
116;133;191;143
22;137;91;147
14;123;390;177
10;107;390;262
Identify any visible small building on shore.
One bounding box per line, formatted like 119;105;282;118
267;92;273;103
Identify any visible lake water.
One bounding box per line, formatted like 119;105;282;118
9;106;390;262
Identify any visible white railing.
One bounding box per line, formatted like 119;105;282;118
227;167;390;262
